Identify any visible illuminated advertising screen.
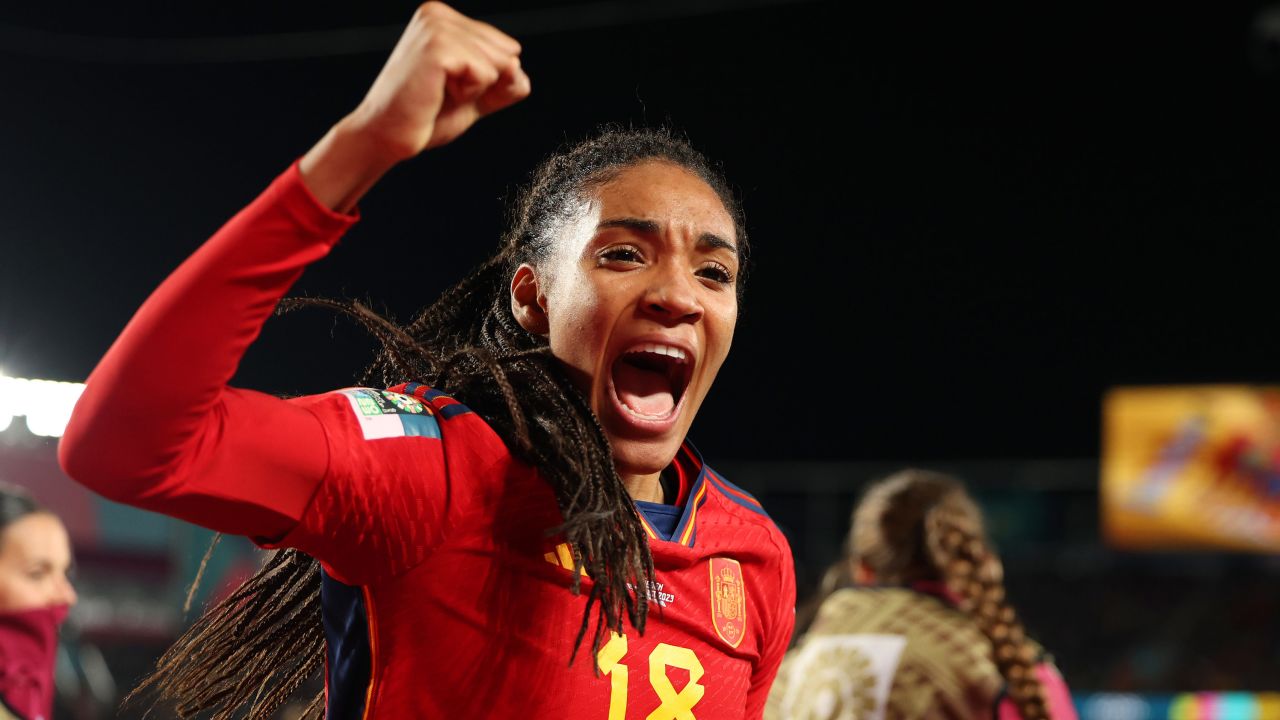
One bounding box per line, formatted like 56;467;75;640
1102;385;1280;552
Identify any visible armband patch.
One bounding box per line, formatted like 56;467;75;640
334;388;441;441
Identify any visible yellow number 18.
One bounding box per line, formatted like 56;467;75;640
598;633;706;720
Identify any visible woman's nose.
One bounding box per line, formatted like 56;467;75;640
642;266;702;322
57;577;78;607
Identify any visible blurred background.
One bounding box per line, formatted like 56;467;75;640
3;0;1280;717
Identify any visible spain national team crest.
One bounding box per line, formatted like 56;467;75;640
709;557;746;648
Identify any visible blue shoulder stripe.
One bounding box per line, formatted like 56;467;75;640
706;470;770;517
439;403;472;420
397;383;473;419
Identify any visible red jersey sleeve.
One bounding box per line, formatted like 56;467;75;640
262;387;513;585
59;160;519;587
59;162;357;538
745;528;797;718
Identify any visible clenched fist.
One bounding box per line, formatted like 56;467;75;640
301;2;531;212
353;2;530;157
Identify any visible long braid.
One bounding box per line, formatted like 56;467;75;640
128;549;325;719
924;497;1048;720
130;125;746;717
250;622;325;719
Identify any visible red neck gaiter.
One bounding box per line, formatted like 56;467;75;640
0;604;68;720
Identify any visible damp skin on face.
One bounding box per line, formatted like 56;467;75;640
537;160;740;488
0;513;77;613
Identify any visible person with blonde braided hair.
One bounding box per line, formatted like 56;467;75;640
765;469;1076;720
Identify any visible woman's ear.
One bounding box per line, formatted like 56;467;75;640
510;264;549;336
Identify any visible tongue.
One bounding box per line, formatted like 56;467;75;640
614;362;676;417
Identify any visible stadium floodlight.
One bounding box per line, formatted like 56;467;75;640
0;374;86;438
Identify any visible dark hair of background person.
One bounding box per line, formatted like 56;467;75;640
0;483;42;534
796;469;1049;720
128;125;751;720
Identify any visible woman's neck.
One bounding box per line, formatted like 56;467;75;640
622;470;665;504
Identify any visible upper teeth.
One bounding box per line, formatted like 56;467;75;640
631;343;688;363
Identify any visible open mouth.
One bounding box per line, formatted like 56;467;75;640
609;342;694;423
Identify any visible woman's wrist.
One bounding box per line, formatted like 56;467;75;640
299;114;409;214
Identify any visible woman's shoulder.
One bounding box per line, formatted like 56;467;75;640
290;384;523;495
813;586;980;637
808;587;890;633
819;585;926;610
296;385;504;449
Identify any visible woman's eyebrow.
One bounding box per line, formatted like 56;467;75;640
596;218;738;256
597;217;659;234
699;233;738;256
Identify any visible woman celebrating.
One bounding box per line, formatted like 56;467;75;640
766;470;1074;720
58;3;794;719
0;485;77;720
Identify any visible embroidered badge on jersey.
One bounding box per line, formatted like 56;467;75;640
336;388;440;440
709;557;746;648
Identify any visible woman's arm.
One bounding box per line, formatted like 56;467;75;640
58;166;353;536
58;2;529;538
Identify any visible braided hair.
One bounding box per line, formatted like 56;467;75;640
129;126;749;719
857;470;1047;720
799;470;1049;720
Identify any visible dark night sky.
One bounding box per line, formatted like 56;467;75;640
4;1;1280;464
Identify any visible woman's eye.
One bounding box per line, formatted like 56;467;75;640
697;263;735;285
600;247;643;264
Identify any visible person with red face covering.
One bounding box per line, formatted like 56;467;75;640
58;3;795;718
0;484;77;720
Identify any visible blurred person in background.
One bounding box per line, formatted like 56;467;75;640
766;470;1075;720
58;2;794;718
0;483;77;720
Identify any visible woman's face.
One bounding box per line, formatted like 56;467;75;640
521;160;740;479
0;513;77;613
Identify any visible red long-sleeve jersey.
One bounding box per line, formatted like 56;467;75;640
59;162;796;719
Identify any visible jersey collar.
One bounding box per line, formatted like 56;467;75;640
635;441;710;547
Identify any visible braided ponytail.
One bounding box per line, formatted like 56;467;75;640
851;470;1049;720
923;496;1048;720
